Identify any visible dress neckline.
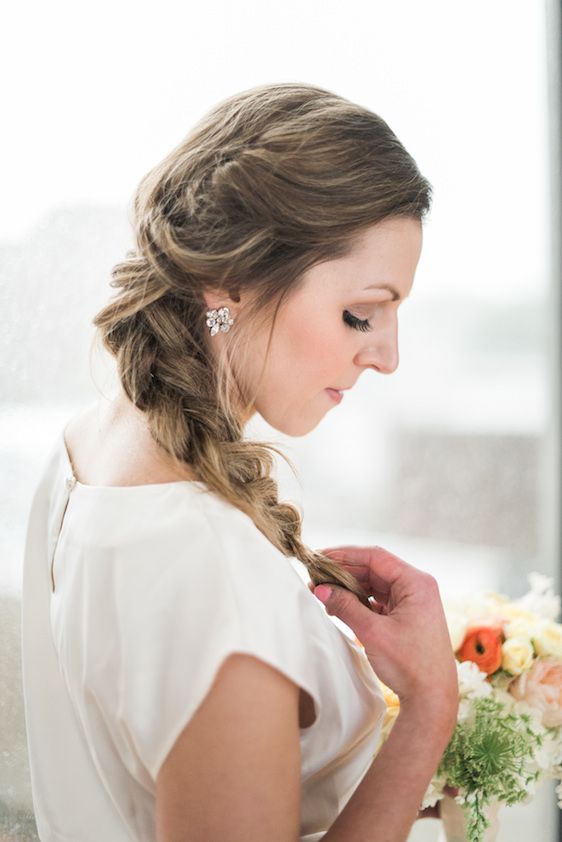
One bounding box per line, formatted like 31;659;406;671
59;427;208;493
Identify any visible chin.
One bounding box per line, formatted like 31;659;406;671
262;411;323;438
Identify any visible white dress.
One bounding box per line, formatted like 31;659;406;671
21;427;386;842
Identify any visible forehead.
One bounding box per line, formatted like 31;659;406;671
353;216;422;252
301;217;423;297
349;217;423;262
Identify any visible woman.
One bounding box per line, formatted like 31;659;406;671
21;82;458;841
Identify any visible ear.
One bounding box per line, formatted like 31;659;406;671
202;285;242;315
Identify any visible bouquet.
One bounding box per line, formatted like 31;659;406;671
369;572;562;842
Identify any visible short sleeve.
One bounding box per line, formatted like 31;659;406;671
112;495;324;783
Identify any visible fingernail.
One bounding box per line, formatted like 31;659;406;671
314;585;332;604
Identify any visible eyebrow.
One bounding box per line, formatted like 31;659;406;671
362;283;404;301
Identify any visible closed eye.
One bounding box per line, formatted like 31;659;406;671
343;310;373;332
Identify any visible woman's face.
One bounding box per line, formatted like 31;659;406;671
206;216;423;436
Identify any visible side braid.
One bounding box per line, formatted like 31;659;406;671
93;260;373;607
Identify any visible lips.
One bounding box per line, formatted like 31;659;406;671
326;388;343;403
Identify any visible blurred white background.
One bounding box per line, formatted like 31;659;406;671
1;1;559;839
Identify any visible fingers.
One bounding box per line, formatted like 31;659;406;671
317;550;371;584
310;582;384;644
307;580;386;614
317;545;413;600
317;546;371;570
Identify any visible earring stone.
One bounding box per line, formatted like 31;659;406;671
206;306;234;336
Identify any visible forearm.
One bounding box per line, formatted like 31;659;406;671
323;703;454;842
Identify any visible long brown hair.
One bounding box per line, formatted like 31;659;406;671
92;82;432;607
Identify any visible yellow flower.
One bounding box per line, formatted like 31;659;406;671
382;705;400;736
380;681;400;710
484;592;510;607
379;681;400;737
499;605;538;623
501;637;535;675
504;617;540;641
533;621;562;659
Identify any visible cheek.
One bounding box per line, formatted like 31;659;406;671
286;316;341;380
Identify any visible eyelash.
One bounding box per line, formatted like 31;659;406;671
342;310;373;332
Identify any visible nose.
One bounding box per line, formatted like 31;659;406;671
355;319;399;374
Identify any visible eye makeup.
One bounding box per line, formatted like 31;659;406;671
342;310;373;332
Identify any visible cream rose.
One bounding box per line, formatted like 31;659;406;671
533;621;562;659
503;617;540;641
501;637;534;675
445;609;468;652
509;656;562;727
499;604;537;623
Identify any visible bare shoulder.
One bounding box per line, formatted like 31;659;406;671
63;393;199;487
62;399;104;465
156;653;301;842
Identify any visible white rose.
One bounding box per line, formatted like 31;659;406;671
501;637;534;675
533;620;562;659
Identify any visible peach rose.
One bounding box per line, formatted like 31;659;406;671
458;625;503;676
509;656;562;727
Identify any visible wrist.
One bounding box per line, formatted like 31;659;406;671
398;695;458;741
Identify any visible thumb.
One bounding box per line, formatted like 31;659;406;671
313;584;378;642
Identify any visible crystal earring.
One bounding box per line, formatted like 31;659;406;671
206;306;235;336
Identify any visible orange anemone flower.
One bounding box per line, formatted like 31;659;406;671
458;625;503;676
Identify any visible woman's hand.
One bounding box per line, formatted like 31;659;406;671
310;544;458;724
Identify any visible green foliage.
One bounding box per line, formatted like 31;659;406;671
437;696;543;842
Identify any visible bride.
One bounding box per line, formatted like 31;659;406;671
21;81;458;841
